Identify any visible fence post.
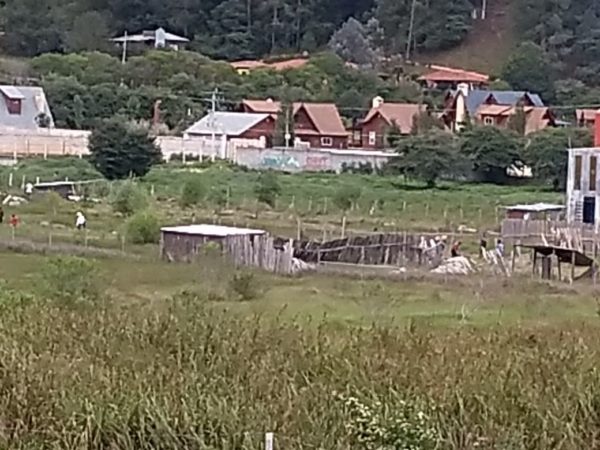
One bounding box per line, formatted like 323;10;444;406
8;172;13;188
265;432;274;450
341;215;347;238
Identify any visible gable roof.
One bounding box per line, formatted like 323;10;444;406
242;100;347;136
363;103;426;134
0;85;54;130
299;103;347;136
112;27;188;43
465;90;544;116
474;104;553;134
185;112;270;136
576;109;597;123
419;66;489;84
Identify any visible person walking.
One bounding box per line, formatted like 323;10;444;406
75;211;87;230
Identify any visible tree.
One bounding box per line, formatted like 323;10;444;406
180;178;206;207
89;119;162;180
328;17;377;67
460;126;522;184
254;171;281;208
507;105;526;136
386;130;462;188
502;41;555;101
524;127;593;191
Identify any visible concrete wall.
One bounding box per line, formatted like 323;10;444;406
231;146;393;173
0;128;90;159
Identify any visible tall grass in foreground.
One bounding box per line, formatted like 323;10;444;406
0;286;599;449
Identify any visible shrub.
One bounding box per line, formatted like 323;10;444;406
229;271;260;301
333;184;362;212
254;172;281;208
38;256;103;305
180;178;205;207
126;210;160;244
111;181;148;215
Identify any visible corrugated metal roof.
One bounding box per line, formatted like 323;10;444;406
185;112;270;136
0;86;25;100
465;90;545;116
161;224;266;237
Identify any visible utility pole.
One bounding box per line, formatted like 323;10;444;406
210;88;218;161
121;31;128;65
405;0;417;61
285;106;291;148
481;0;487;19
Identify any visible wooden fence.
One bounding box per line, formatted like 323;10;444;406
294;233;444;267
501;219;600;254
225;235;294;274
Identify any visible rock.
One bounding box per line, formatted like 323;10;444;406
40;221;50;227
431;257;475;275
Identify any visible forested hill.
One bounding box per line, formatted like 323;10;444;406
0;0;474;59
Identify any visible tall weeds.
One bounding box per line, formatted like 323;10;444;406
0;289;599;449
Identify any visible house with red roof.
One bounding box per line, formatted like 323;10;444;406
356;97;426;149
419;65;489;90
242;99;349;148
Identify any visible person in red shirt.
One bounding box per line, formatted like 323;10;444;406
9;214;19;228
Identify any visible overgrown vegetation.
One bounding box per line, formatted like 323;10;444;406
0;264;599;449
126;210;160;244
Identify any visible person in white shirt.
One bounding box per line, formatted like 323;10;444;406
75;211;87;230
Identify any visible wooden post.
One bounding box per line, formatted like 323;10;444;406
571;250;576;284
557;254;562;282
48;231;52;247
360;246;366;264
307;196;312;213
8;172;13;187
265;432;274;450
341;215;347;238
532;249;537;277
511;244;517;273
296;216;301;241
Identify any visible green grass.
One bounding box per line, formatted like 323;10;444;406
0;251;600;448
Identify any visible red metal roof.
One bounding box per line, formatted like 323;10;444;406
419;65;489;84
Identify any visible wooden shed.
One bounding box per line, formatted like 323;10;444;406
160;224;295;273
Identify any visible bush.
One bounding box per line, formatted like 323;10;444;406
180;178;205;207
111;181;148;215
126;210;160;244
38;256;103;305
254;172;281;208
333;184;362;212
229;271;260;301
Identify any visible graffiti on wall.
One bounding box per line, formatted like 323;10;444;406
304;156;329;171
261;154;301;170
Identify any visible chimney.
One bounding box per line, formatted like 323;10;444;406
457;82;470;99
372;96;384;108
595;110;600;147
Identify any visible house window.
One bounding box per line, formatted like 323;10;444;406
321;137;333;147
590;156;597;191
6;99;22;115
368;131;376;146
483;116;494;126
574;155;582;190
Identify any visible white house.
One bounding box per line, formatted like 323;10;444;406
566;110;600;227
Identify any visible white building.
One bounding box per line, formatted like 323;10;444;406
566;110;600;227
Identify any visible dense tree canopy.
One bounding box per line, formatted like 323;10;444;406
89;119;162;180
0;0;474;59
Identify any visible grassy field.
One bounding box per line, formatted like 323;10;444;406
0;159;563;246
0;251;600;448
0;159;593;449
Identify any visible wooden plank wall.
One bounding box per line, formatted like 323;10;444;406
160;231;295;274
294;233;443;267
